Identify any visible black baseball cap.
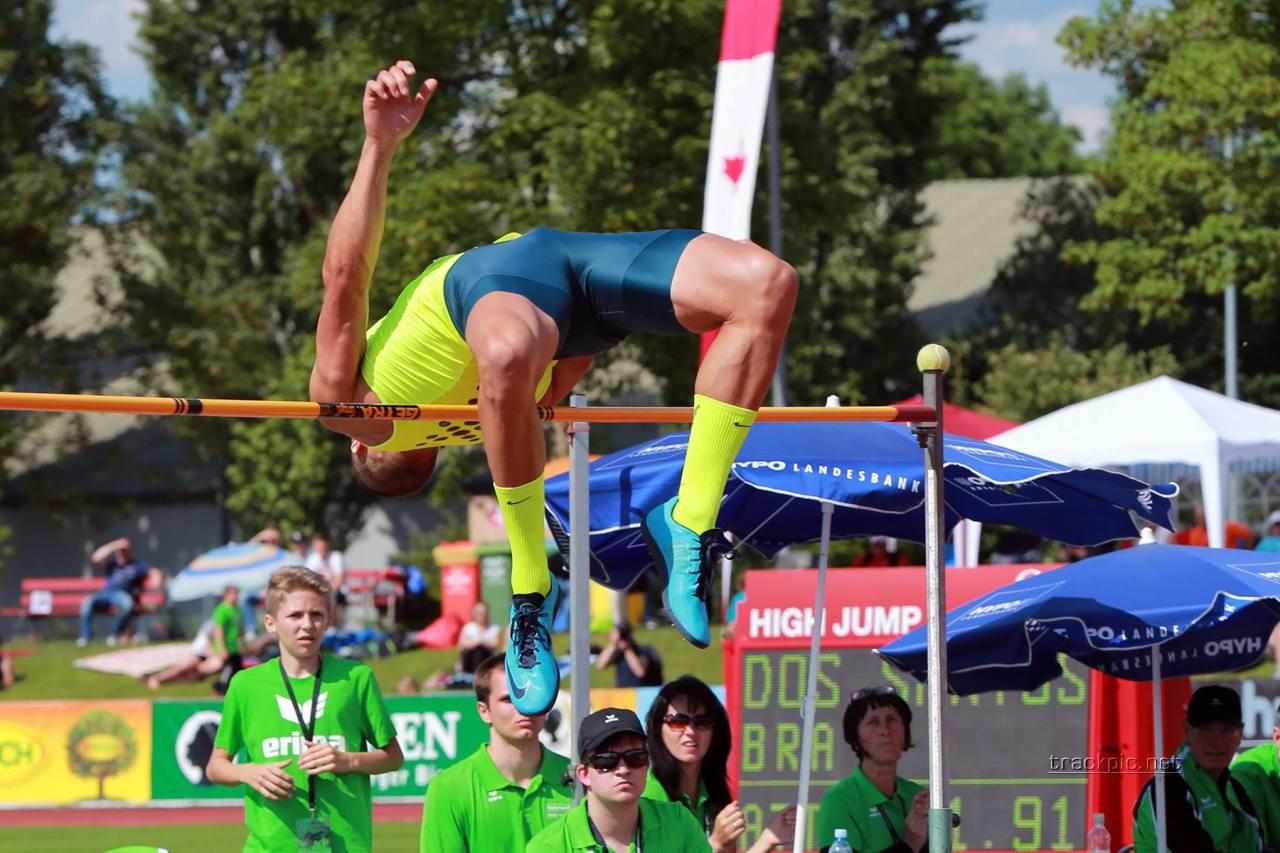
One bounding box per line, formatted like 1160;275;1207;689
578;707;646;756
1187;685;1242;727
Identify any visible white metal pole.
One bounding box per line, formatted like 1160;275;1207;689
919;347;952;853
569;394;591;801
1153;650;1167;853
793;395;840;853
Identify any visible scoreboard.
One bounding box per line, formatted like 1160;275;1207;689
730;566;1089;852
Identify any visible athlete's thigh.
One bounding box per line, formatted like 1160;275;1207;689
669;234;782;333
463;291;560;374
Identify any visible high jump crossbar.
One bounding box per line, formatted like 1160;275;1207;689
0;391;937;424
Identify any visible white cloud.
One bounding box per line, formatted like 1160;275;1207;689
1062;103;1111;153
52;0;149;100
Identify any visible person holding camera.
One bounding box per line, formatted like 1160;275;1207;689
596;622;664;688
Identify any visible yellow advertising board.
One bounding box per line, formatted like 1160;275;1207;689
0;700;152;805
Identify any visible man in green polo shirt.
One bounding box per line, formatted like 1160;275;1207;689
1133;685;1264;853
421;654;574;851
1233;723;1280;847
527;707;711;853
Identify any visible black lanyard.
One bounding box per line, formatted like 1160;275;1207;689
587;809;642;853
279;656;323;814
877;803;905;846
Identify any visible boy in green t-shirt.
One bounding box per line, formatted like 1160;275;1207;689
208;567;404;852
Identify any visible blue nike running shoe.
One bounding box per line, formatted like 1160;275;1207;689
641;496;730;649
505;580;562;716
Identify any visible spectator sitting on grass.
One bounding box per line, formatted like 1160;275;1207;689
149;585;243;691
78;537;164;647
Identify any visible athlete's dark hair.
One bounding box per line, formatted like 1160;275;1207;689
842;687;914;759
474;654;506;705
645;675;733;820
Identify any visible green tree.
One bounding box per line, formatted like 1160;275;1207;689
66;709;138;800
117;0;982;537
1058;1;1280;329
973;335;1178;423
925;61;1083;181
0;0;113;550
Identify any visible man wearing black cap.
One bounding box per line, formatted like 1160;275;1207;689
527;707;711;852
1133;685;1265;853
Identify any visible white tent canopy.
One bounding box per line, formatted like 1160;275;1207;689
990;376;1280;548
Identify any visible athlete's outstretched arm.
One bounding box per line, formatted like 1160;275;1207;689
310;61;437;408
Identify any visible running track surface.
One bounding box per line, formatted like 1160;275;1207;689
5;803;421;827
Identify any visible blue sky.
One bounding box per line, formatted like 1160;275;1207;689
52;0;1146;152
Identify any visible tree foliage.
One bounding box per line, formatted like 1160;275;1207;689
924;61;1083;181
973;335;1179;423
112;0;994;535
1058;0;1280;325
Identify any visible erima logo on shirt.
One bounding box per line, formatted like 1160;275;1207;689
259;692;346;759
277;692;328;724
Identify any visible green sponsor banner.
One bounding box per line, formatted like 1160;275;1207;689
152;700;240;800
150;695;490;801
371;695;490;798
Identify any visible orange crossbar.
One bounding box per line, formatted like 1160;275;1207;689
0;391;935;424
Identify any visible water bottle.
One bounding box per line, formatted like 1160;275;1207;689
829;828;853;853
1087;813;1111;853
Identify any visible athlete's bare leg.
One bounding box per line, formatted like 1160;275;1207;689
465;291;563;715
644;234;798;647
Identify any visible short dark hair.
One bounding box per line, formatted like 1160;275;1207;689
615;622;634;643
474;654;506;705
842;687;914;759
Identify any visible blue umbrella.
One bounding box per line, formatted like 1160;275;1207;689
544;421;1177;590
168;542;298;602
878;544;1280;853
878;544;1280;694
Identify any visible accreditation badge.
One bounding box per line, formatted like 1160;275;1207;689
295;815;332;850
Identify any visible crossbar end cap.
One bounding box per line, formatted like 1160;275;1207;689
917;344;951;374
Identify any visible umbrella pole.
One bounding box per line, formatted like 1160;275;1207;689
919;347;953;853
569;394;592;801
794;395;842;852
1153;650;1168;853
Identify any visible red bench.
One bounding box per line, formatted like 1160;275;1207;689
343;567;406;626
1;575;165;636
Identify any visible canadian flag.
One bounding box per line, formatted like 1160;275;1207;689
700;0;783;357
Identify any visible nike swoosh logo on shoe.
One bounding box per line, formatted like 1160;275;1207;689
511;678;529;699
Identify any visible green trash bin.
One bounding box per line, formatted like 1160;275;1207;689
475;540;564;617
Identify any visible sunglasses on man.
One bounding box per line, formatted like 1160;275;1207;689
586;748;650;773
663;712;716;732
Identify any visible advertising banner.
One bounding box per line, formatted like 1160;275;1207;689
151;700;240;801
0;700;152;805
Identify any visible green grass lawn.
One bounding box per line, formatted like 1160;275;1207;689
14;821;421;852
1;625;726;701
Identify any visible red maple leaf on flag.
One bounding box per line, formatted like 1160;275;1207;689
723;151;747;185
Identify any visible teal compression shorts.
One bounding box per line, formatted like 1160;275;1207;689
443;227;702;359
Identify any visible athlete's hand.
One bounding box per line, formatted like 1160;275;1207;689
298;740;349;775
240;759;295;800
363;60;437;146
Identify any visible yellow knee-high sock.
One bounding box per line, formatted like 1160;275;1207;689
672;394;757;534
495;477;551;597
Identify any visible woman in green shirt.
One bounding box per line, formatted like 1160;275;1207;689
643;676;796;852
817;686;929;853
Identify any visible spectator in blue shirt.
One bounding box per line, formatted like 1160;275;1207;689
78;537;163;647
1257;512;1280;555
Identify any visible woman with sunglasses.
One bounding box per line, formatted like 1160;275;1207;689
644;675;797;852
817;686;929;853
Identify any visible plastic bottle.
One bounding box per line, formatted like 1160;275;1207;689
829;828;852;853
1087;813;1111;853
